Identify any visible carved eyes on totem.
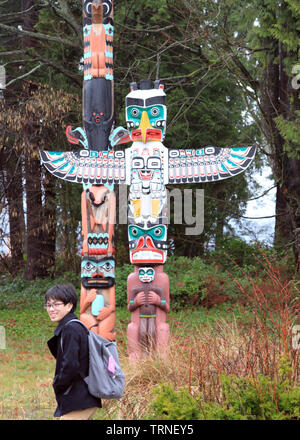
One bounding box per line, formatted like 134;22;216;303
130;227;139;237
102;1;112;16
83;1;92;16
82;260;114;272
130;108;139;117
102;262;113;272
88;190;95;202
132;157;161;169
130;106;160;119
139;269;154;277
130;226;164;238
153;227;164;238
83;261;95;272
151;107;159;117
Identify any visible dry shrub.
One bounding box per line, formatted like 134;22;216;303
101;250;299;420
107;314;298;419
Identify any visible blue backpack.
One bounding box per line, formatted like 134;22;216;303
61;319;125;400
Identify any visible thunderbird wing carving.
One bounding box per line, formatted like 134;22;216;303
40;149;126;185
167;146;256;184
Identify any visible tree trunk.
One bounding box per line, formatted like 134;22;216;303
215;190;226;249
283;157;300;272
5;152;25;273
259;34;300;271
22;0;57;278
24;140;44;280
274;183;293;251
41;172;56;277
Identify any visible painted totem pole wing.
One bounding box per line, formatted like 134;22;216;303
167;146;256;184
40;149;126;185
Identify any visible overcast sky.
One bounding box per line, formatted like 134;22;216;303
229;165;276;246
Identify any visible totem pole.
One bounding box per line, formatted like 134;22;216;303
40;1;257;358
109;79;256;360
116;80;171;360
41;0;117;341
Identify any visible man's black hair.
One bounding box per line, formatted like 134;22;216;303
44;284;78;313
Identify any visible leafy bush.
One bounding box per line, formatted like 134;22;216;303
207;236;264;269
1;249;294;311
115;264;133;307
147;384;201;420
114;256;246;310
165;256;207;308
0;256;248;311
203;358;300;420
148;358;300;420
165;256;246;309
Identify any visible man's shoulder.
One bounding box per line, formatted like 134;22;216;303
62;317;88;337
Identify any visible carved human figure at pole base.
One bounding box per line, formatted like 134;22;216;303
127;265;169;361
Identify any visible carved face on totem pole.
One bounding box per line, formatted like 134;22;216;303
129;144;168;224
138;267;155;283
87;186;110;225
83;0;113;24
81;256;115;288
128;224;168;265
125;79;167;143
126;80;169;262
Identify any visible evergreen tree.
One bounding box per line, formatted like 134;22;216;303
174;0;300;267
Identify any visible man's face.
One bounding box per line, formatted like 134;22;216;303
45;298;73;323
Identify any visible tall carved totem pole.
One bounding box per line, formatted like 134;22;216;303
40;0;256;359
41;0;117;341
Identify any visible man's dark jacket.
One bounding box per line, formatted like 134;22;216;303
47;312;102;417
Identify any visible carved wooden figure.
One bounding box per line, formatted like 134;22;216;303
80;184;116;339
127;266;170;360
81;185;115;257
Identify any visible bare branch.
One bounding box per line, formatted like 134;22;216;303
0;23;81;49
115;22;175;33
6;64;43;87
0;50;24;56
32;56;82;86
0;4;36;18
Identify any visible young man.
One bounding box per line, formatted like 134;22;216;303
45;284;101;420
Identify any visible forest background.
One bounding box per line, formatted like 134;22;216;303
0;0;299;420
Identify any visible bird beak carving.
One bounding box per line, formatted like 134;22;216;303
139;111;152;144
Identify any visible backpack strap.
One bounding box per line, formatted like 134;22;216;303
60;319;89;352
66;319;90;334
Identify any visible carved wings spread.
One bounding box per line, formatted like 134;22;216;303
167;146;256;184
40;145;256;186
40;149;126;185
